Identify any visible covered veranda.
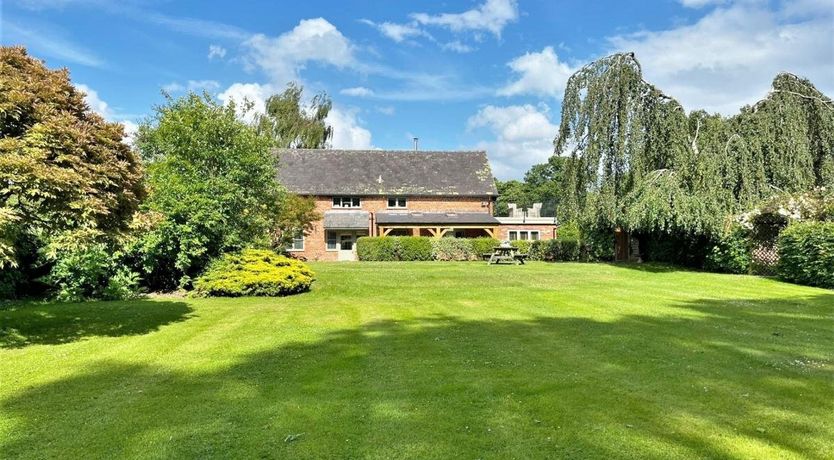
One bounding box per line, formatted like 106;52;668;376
375;212;500;238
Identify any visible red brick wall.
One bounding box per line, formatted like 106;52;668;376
497;224;558;241
292;195;494;261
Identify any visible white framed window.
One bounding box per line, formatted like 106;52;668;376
287;233;304;251
508;230;540;241
333;196;361;208
387;197;407;208
326;231;338;251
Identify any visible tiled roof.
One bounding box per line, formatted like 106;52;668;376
323;211;369;229
275;149;498;196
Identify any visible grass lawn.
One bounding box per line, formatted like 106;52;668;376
1;262;832;459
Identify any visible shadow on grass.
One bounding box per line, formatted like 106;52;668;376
1;294;832;458
0;300;194;349
605;262;694;273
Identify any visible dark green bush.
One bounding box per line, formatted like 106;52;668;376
705;226;752;274
777;222;834;288
470;237;499;256
582;228;615;261
193;249;314;297
558;238;581;261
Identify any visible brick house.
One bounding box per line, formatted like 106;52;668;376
276;149;558;261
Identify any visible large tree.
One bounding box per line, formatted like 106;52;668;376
0;47;142;282
134;93;283;290
555;52;834;239
256;83;333;148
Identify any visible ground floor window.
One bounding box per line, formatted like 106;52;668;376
508;230;540;241
326;231;338;250
287;232;304;251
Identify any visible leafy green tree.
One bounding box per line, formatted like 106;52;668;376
555;52;834;242
0;46;143;295
134;93;283;290
494;156;569;217
257;83;333;148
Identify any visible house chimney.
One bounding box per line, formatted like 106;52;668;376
413;137;419;151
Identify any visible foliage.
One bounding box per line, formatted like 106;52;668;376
494;156;569;218
705;225;752;274
398;237;433;261
509;240;533;254
470;237;499;256
273;195;321;249
555;52;834;246
192;249;314;297
356;237;398;261
777;222;834;289
134;93;282;290
0;46;143;293
430;238;475;261
356;237;433;261
557;221;581;240
256;83;332;148
41;231;140;302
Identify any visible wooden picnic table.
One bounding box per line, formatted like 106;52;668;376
487;246;526;265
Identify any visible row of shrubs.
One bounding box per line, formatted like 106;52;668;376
356;236;586;262
705;221;834;289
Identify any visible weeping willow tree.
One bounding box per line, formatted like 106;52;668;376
555;52;834;245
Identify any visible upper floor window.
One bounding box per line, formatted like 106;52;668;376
387;197;407;208
333;196;361;208
509;230;540;241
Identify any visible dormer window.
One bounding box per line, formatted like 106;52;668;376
387;197;407;208
333;197;361;208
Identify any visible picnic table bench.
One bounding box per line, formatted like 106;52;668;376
487;246;527;265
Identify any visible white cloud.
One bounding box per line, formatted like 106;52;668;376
340;86;375;97
376;106;396;115
608;1;834;114
208;45;227;60
162;80;221;93
411;0;518;37
498;46;574;98
243;18;354;86
75;83;138;143
326;107;373;149
467;104;557;179
360;19;429;43
442;40;475;53
217;82;374;149
76;83;111;117
217;82;273;122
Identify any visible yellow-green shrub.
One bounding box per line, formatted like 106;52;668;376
192;249;314;297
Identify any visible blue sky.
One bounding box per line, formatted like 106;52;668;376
3;0;833;178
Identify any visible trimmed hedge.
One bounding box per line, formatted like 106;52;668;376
356;236;588;262
431;237;475;261
777;222;834;288
356;237;433;261
192;249;314;297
